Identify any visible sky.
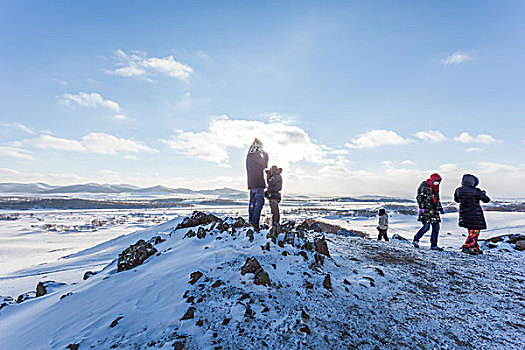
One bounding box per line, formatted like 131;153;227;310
1;1;524;198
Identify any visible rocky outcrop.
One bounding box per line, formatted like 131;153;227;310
515;240;525;251
254;269;271;286
36;281;66;297
176;211;221;230
83;271;97;280
241;257;262;275
314;236;330;257
117;240;157;272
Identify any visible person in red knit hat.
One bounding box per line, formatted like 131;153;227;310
413;173;445;251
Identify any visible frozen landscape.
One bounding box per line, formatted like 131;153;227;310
0;185;524;349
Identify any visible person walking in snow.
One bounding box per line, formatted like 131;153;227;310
413;173;445;251
454;174;491;255
376;208;389;241
246;138;269;228
266;165;283;233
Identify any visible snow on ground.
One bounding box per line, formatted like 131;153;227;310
0;210;524;349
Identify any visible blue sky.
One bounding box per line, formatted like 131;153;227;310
1;1;524;197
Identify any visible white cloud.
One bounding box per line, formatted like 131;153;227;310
23;133;157;155
107;49;194;82
113;114;128;121
440;51;473;65
346;130;413;149
52;78;68;86
2;122;35;134
454;132;501;145
401;160;416;166
163;115;339;168
0;146;33;160
413;130;447;142
466;147;483;153
61;92;120;112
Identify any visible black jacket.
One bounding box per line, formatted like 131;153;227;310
246;151;268;189
266;167;282;200
454;174;490;230
416;181;443;223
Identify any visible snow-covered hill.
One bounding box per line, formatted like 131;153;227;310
0;212;523;349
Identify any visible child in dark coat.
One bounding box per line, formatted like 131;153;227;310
377;208;389;241
265;165;283;233
454;174;490;255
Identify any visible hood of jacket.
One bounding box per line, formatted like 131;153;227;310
461;174;479;188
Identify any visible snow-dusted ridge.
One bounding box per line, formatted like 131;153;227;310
0;212;523;349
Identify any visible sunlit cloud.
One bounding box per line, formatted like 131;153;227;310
346;130;413;149
440;51;473;65
61;92;120;112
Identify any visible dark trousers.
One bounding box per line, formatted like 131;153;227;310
414;222;440;247
249;188;265;227
377;229;388;241
269;198;280;229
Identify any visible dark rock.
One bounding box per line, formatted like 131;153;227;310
305;281;314;289
391;234;409;242
197;227;207;239
66;344;79;350
232;217;248;228
323;274;332;290
222;318;231;325
314;236;330;257
36;281;66;297
173;341;186;350
301;310;310;319
277;240;285;248
186;296;195;303
280;221;295;233
239;293;250;300
60;292;73;300
515;240;525;251
184;229;196;238
211;280;223;288
314;253;325;265
343;279;351;285
262;306;269;313
298;251;308;261
83;271;97;280
261;242;270;251
508;234;525;244
110;316;123;328
117;240;157;272
216;221;230;232
196;319;204;326
299;324;311;335
487;243;499;249
310;222;324;233
148;235;165;245
254;269;271;286
189;271;204;285
181;307;196;320
282;251;289;256
0;296;14;310
375;267;385;276
17;292;34;303
284;231;295;245
241;257;262;275
486;236;504;243
296;221;310;231
246;229;254;242
176;211;221;230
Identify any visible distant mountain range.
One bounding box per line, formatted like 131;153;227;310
0;182;248;198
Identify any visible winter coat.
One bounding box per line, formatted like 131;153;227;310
266;167;282;201
417;180;443;223
377;213;388;230
454;174;490;230
246;151;269;189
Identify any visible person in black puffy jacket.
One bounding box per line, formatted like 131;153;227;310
246;138;268;228
454;174;490;255
266;165;282;232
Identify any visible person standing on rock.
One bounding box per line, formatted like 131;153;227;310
377;208;389;241
413;173;445;251
266;165;283;233
246;138;269;229
454;174;491;255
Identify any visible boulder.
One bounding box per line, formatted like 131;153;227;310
0;296;14;310
254;269;271;286
323;274;332;290
314;236;330;257
299;324;311;335
189;271;203;285
280;221;295;233
83;271;97;280
117;240;157;272
176;211;221;230
110;316;123;328
17;292;35;303
296;221;310;231
241;257;262;275
148;236;165;245
515;240;525;251
181;307;196;320
36;281;66;297
310;222;324;233
507;234;525;244
246;229;254;242
232;217;248;228
196;227;207;239
66;344;79;350
337;229;363;238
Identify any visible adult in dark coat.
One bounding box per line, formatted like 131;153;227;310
246;138;268;228
454;174;490;254
413;173;445;250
